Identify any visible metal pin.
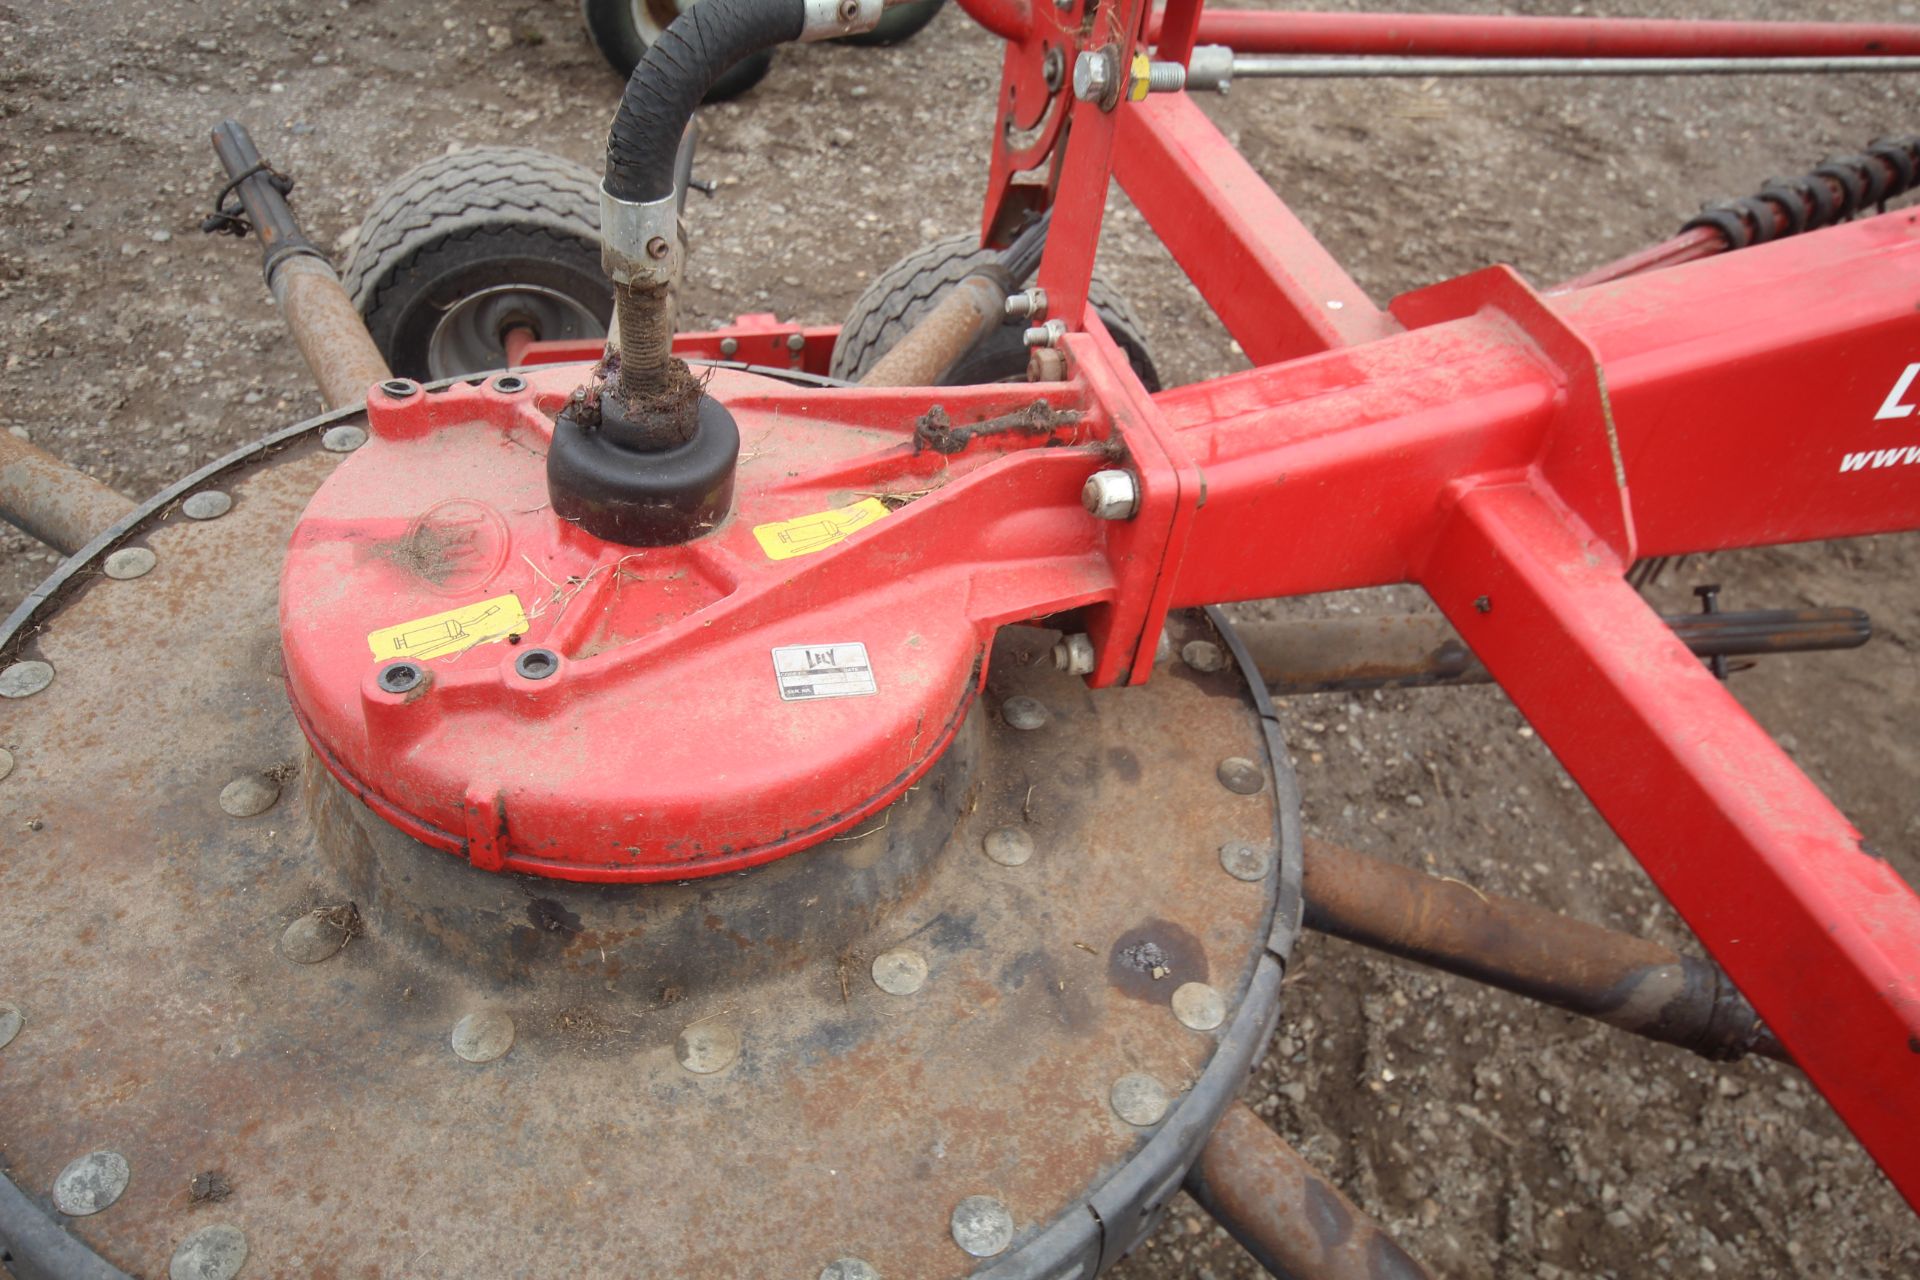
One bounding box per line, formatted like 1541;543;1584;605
1001;695;1049;731
1110;1072;1171;1126
321;424;368;453
950;1195;1015;1257
983;826;1035;867
104;547;157;580
169;1223;249;1280
676;1020;741;1074
182;490;232;520
0;660;54;699
451;1011;515;1064
1216;756;1267;795
871;948;929;996
52;1150;130;1217
1172;981;1227;1031
218;773;281;818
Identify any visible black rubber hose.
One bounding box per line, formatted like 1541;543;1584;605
606;0;806;203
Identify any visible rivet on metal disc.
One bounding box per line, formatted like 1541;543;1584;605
950;1195;1015;1258
1219;841;1273;882
676;1020;741;1075
0;660;54;699
982;826;1034;867
218;773;280;818
1216;756;1266;795
1001;695;1049;731
182;490;232;520
1110;1072;1171;1127
281;910;352;965
0;1003;22;1050
103;547;156;580
1181;639;1225;672
1172;981;1227;1032
322;424;368;453
169;1223;249;1280
52;1150;130;1217
819;1259;881;1280
871;949;928;996
451;1011;515;1064
0;746;13;782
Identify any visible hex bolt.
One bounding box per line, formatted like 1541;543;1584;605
645;236;671;260
1171;980;1227;1031
218;773;281;818
450;1011;515;1064
676;1020;741;1074
1072;48;1119;108
870;948;929;996
52;1150;130;1217
0;660;53;699
950;1195;1015;1258
377;660;425;695
103;547;156;580
1053;633;1096;676
983;826;1035;867
379;378;418;400
322;423;368;452
1219;840;1273;882
1110;1072;1171;1126
1001;694;1050;730
1004;288;1048;321
0;1002;22;1051
515;647;560;681
1081;470;1141;520
182;490;232;521
169;1224;249;1280
1181;640;1226;673
719;337;740;357
1022;319;1067;349
1216;756;1267;795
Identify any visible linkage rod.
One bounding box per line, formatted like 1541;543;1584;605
1301;838;1786;1064
1225;54;1920;79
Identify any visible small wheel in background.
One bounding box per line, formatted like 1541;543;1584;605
835;0;946;46
829;233;1162;388
341;147;612;382
580;0;776;100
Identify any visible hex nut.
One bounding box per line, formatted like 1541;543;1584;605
1081;470;1140;520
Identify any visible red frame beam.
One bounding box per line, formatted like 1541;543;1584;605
1149;9;1920;58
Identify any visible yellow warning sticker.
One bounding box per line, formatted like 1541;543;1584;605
366;593;529;662
752;497;890;562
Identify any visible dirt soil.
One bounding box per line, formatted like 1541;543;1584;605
3;0;1919;1276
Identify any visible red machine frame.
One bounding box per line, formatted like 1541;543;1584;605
513;2;1920;1206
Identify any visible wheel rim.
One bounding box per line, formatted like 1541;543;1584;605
425;283;606;380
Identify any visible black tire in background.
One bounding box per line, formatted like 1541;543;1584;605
580;0;776;100
341;147;612;382
829;233;1163;388
836;0;945;46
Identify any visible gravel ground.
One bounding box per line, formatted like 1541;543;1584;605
3;0;1918;1276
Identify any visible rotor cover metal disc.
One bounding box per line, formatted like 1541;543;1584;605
0;393;1302;1278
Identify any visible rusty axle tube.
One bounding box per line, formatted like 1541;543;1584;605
1238;607;1869;695
0;431;137;556
1188;1101;1435;1280
209;120;391;410
1301;838;1786;1063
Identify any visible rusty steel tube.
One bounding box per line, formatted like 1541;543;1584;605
1302;838;1785;1062
0;431;136;555
860;268;1014;387
1238;608;1869;695
1187;1101;1435;1280
271;255;394;411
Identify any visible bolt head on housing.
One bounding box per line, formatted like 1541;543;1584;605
1073;48;1120;110
1082;469;1140;520
1053;633;1096;675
